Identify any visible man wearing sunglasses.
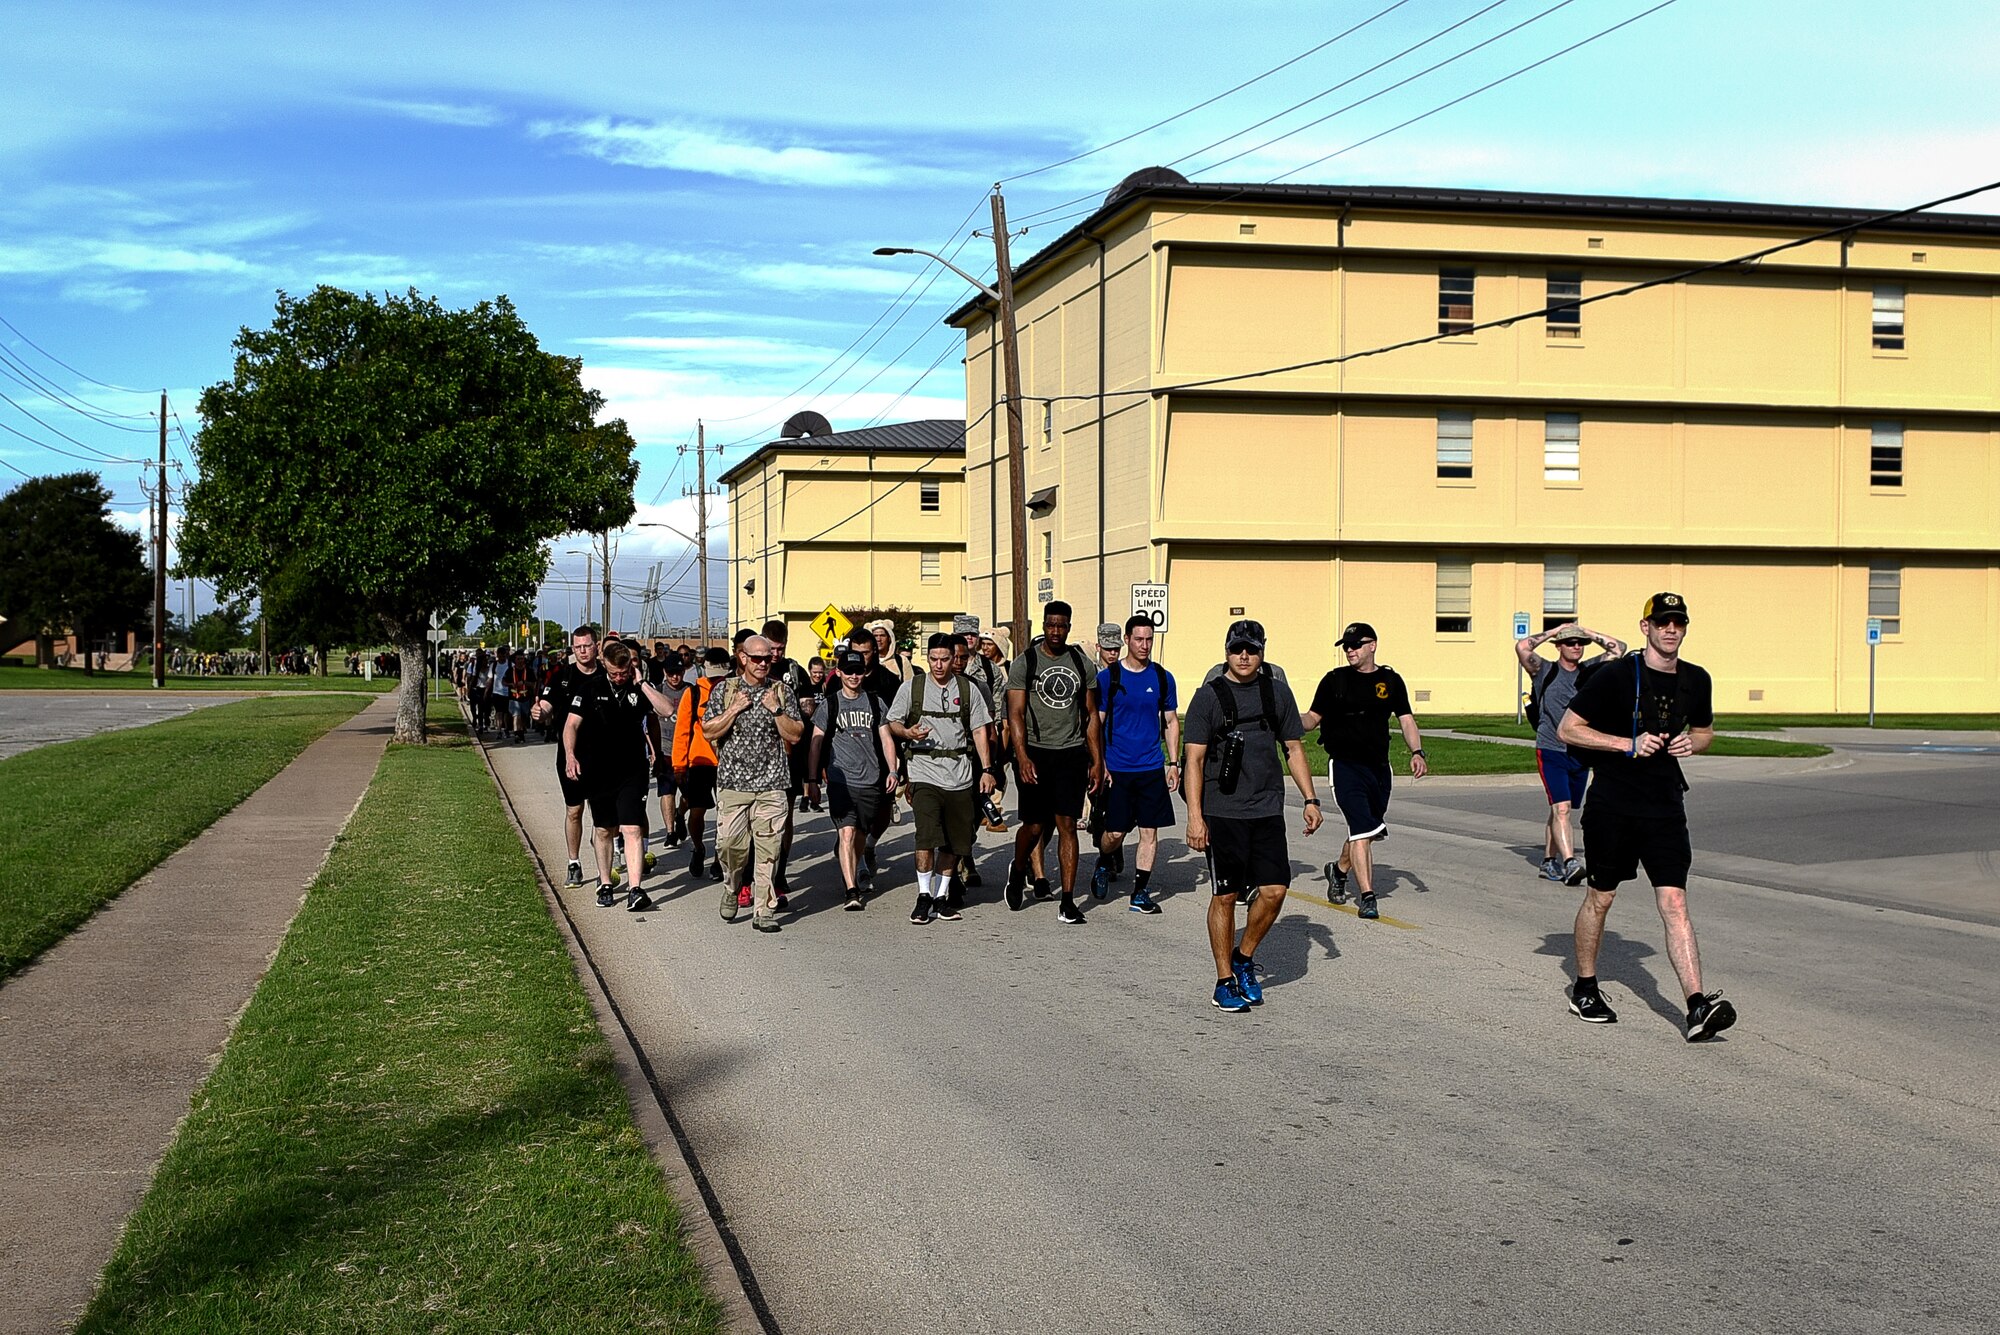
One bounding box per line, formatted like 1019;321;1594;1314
1516;619;1625;885
702;635;805;932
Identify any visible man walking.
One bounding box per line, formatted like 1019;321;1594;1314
672;648;730;881
561;639;655;913
1557;593;1735;1041
532;625;603;889
890;634;997;924
1005;602;1104;924
1516;620;1625;885
704;634;804;932
1302;622;1428;921
807;648;899;911
1092;615;1179;914
1184;620;1321;1011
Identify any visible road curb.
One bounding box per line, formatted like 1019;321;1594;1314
469;721;772;1335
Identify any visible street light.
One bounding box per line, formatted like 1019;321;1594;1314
563;547;591;632
875;229;1032;648
635;521;708;647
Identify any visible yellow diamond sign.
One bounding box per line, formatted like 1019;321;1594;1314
811;604;853;649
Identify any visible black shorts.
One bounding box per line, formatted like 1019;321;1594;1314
1105;768;1175;833
556;751;587;808
1019;745;1090;825
587;771;649;830
1331;759;1392;840
679;764;717;809
1206;813;1291;896
827;770;889;832
1581;809;1692;891
655;759;677;798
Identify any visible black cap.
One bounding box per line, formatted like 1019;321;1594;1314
1642;592;1690;623
1336;622;1376;648
835;649;869;673
1225;619;1265;652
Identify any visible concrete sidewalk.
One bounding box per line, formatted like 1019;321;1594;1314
0;693;396;1334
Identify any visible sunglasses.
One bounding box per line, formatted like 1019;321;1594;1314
1555;639;1589;647
1227;643;1262;655
743;653;775;664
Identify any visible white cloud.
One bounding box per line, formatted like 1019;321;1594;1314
359;97;505;128
738;261;917;296
0;238;255;276
60;280;148;311
530;116;922;187
573;334;849;370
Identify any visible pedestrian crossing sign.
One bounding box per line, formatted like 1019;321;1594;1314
813;604;853;648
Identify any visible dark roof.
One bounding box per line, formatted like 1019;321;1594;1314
949;181;2000;325
718;418;964;487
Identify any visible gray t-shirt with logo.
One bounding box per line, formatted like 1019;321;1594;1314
1532;661;1585;752
815;688;887;787
1006;643;1093;751
890;672;992;791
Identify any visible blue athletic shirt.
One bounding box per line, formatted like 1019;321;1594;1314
1097;661;1178;772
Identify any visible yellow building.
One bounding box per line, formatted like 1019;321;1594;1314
722;419;967;648
950;175;2000;713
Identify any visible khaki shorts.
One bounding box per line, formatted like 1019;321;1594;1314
911;783;977;857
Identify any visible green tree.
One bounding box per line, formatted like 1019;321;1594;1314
177;287;637;741
0;472;151;674
187;600;255;654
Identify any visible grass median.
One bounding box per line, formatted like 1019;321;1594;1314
0;693;369;980
0;664;395;691
77;703;722;1334
1445;720;1831;757
1298;731;1534;776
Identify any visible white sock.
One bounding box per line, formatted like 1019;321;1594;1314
917;869;937;897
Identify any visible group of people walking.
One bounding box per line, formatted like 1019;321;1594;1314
497;590;1735;1042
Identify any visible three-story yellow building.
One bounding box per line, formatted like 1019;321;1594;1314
951;174;2000;713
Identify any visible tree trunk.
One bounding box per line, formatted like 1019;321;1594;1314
393;628;428;745
78;621;93;676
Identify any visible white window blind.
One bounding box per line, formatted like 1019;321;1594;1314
1544;412;1580;483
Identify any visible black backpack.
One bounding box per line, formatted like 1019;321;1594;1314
1572;652;1697;771
1524;663;1556;730
1020;639;1092;744
1207;668;1283;750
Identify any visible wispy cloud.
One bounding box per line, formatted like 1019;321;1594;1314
359;98;506;128
738;261;917;296
59;280;148;311
530;116;924;187
0;238;255;276
574;334;848;371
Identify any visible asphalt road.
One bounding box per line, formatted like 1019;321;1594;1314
0;692;247;759
487;733;1999;1335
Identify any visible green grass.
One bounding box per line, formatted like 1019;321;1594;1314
0;663;394;691
0;693;369;980
1711;712;2000;731
1445;720;1831;757
76;701;722;1334
1297;731;1537;776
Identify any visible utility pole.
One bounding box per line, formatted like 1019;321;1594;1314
685;420;718;647
600;529;612;634
153;392;167;688
988;189;1032;647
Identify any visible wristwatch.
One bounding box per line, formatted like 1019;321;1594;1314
1411;748;1426;758
1304;798;1321;806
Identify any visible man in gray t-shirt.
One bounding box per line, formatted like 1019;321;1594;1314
1183;619;1323;1013
1003;601;1104;924
891;635;996;924
807;648;899;908
1515;620;1625;885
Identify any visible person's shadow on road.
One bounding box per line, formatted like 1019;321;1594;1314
1258;912;1340;989
1533;930;1683;1026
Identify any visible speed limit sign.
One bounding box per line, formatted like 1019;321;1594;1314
1131;583;1168;632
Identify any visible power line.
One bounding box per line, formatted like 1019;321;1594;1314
0;386;149;463
0;418;147;466
998;0;1421;184
0;309;152;396
0;345;157;430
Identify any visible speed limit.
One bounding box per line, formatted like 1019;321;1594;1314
1130;583;1168;633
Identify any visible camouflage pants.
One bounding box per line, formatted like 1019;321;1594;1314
716;787;787;903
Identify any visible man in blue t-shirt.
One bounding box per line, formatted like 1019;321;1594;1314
1091;615;1180;914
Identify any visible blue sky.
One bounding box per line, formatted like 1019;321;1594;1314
5;0;1998;631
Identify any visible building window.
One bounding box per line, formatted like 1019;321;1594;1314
1438;266;1475;336
1872;285;1905;351
1546;271;1582;339
1544;412;1581;483
1868;562;1901;634
1542;555;1578;630
1870;420;1903;487
920;548;941;583
1040;531;1053;575
1435;411;1473;480
920;479;941;513
1041;402;1054;446
1436;558;1472;634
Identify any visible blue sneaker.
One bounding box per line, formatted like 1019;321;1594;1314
1129;890;1162;915
1212;978;1252;1012
1231;955;1265;1006
1090;861;1111;900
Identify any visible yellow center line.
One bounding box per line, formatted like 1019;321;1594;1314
1284;887;1421;930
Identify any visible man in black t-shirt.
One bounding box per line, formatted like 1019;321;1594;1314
1557;591;1736;1042
1301;622;1428;920
562;639;656;912
532;625;604;890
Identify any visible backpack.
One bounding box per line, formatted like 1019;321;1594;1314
904;671;974;758
1525;663;1556;730
1572;652;1696;778
1021;639;1092;744
1207;668;1284;753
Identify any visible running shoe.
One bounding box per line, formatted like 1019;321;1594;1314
1325;861;1349;904
1568;983;1617;1024
774;893;789;912
1685;992;1738;1042
933;898;963;922
626;890;655;913
751;912;781;934
1231;954;1265;1006
1056;896;1086;925
1091;861;1111;900
595;884;617;909
565;861;584;889
1005;860;1027;912
1032;878;1055;902
737;885;753;909
910;895;933;925
1563;857;1588;886
844;890;865;912
1129;891;1162;915
944;881;964;914
1356;891;1379;920
719;883;739;922
1212;978;1252;1012
1540;857;1564;882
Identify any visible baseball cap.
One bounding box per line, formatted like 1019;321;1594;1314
1096;622;1123;650
1336;622;1376;648
835;649;869;673
1552;627;1590;645
1225;619;1266;653
1642;592;1691;623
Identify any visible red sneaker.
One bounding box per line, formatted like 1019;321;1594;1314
736;885;753;908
